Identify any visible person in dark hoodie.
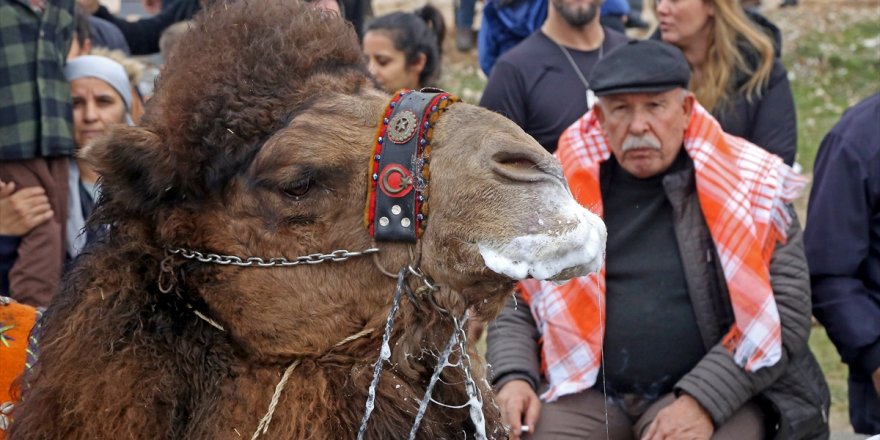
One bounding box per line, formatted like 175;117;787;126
477;0;638;77
74;0;345;55
655;0;797;165
477;0;548;76
75;0;201;55
805;93;880;435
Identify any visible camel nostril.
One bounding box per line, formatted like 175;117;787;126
490;151;559;183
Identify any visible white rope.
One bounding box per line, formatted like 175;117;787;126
251;359;301;440
193;310;226;332
336;328;374;347
250;327;375;439
408;328;459;439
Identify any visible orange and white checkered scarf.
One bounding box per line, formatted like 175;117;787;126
519;103;806;402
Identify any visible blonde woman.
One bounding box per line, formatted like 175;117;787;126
656;0;796;165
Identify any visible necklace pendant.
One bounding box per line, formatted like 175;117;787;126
586;89;597;110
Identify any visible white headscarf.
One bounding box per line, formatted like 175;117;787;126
64;55;134;258
64;55;134;125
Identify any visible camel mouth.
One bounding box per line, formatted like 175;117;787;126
477;202;606;282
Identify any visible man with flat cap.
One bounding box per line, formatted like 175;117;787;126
486;39;830;440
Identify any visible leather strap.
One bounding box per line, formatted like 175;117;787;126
365;89;458;242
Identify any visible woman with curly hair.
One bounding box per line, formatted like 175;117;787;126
656;0;796;165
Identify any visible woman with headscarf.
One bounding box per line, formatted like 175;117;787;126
63;55;133;260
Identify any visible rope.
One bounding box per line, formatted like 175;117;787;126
250;327;375;439
335;328;374;347
251;359;301;440
193;310;226;332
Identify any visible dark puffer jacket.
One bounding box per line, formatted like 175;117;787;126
713;10;797;166
652;11;798;166
486;159;830;439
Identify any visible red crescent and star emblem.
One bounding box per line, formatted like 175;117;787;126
379;164;414;198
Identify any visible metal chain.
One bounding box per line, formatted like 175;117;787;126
166;247;380;267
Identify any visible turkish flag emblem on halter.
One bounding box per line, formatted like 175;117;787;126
379;164;414;198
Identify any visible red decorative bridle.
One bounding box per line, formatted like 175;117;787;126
365;89;459;242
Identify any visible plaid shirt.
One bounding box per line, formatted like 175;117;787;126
0;0;75;160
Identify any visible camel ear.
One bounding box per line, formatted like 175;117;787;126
85;126;180;216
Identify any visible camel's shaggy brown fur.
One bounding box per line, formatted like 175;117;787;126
7;1;582;438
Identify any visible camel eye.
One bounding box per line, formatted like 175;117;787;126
282;178;313;199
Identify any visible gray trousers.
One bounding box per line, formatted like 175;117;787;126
528;389;765;440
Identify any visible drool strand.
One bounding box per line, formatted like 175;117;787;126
356;267;407;439
454;312;488;440
408;326;460;439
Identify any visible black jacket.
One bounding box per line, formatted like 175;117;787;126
805;93;880;382
94;0;200;55
715;42;797;166
652;11;798;165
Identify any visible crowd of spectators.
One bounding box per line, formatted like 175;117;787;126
0;0;875;436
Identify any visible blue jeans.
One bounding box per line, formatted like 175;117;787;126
849;375;880;435
456;0;477;29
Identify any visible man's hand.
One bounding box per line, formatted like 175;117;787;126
0;181;53;236
76;0;100;14
495;379;541;440
642;394;714;440
872;367;880;396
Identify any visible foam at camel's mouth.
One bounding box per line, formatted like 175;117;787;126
477;198;606;282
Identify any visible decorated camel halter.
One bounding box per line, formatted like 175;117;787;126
365;89;459;242
161;89;483;439
358;90;490;439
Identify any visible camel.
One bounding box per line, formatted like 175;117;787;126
8;1;605;439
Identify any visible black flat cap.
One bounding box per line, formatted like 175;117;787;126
589;40;691;96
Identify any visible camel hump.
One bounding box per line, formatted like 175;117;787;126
94;0;369;213
154;0;366;134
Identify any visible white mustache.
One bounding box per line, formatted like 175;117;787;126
621;134;662;152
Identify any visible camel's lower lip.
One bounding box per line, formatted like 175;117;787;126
476;205;606;282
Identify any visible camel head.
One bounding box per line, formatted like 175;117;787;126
82;0;605;362
7;1;608;438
